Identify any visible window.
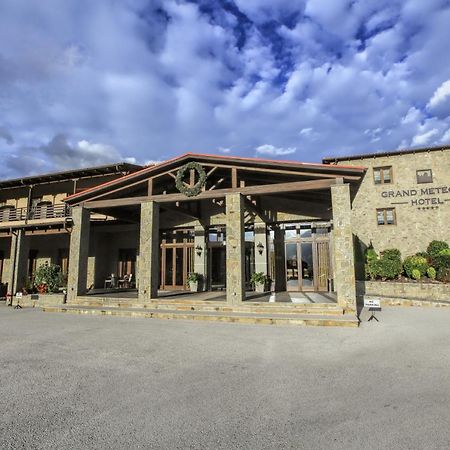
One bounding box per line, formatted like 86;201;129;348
416;169;433;184
376;208;396;225
373;166;392;184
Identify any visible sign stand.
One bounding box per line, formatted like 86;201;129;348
14;292;23;310
367;308;379;322
364;298;381;322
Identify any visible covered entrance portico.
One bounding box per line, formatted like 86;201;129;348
65;154;365;314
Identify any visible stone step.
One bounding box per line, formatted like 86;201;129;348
68;299;344;315
42;305;358;328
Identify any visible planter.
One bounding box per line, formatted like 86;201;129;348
189;281;199;293
254;282;266;293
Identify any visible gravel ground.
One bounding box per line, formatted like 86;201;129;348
1;304;450;449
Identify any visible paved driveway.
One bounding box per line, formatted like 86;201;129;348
1;305;450;449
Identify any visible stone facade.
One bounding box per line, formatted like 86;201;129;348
67;207;90;302
329;149;450;271
225;193;245;304
138;201;160;300
331;182;357;312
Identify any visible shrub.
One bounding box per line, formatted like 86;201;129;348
378;248;402;280
427;240;449;257
250;272;269;285
411;269;421;280
403;255;429;278
437;268;450;283
427;267;436;280
438;248;450;256
33;263;64;293
364;246;379;280
186;272;201;283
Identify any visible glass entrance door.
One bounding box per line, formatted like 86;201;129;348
160;246;193;290
210;246;226;290
284;225;331;292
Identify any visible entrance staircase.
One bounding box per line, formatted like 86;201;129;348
42;296;359;328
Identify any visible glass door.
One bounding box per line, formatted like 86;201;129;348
283;224;330;292
285;243;299;291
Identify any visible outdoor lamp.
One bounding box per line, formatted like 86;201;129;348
195;244;203;256
257;241;264;255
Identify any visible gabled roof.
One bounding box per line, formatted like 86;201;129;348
65;152;366;204
0;162;143;189
322;144;450;164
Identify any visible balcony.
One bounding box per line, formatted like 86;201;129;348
0;204;72;225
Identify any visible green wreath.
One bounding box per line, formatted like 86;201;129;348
175;162;207;197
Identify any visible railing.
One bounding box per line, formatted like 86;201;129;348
0;204;72;223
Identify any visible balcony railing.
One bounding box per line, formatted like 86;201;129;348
0;204;72;223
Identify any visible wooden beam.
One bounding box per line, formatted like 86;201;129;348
147;178;153;196
231;167;237;188
82;178;339;209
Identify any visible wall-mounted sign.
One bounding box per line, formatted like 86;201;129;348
416;169;433;184
381;185;449;209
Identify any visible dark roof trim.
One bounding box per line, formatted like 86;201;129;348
0;162;144;189
65;152;367;204
322;145;450;164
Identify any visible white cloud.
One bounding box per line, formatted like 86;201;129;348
255;144;296;156
2;0;450;179
412;129;439;146
427;79;450;114
401;107;422;124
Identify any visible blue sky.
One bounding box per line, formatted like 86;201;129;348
1;0;450;177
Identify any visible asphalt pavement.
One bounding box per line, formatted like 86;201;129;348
1;304;450;449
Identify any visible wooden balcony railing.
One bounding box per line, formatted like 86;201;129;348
0;204;72;223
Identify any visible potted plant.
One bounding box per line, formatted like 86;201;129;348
250;272;269;293
186;272;202;292
33;263;64;295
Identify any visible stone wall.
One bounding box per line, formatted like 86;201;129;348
335;149;450;273
357;280;450;302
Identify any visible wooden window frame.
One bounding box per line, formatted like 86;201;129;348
416;169;433;184
373;166;393;185
376;208;396;226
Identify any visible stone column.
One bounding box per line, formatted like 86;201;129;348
331;182;357;312
7;230;29;296
194;224;207;291
67;207;91;302
225;193;245;304
254;222;268;275
138;201;159;300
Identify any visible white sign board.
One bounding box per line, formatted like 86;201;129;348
364;298;381;308
15;292;23;298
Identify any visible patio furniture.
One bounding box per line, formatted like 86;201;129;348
104;274;116;289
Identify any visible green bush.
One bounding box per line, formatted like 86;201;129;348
403;255;429;278
437;268;450;283
364;246;379;280
378;249;403;280
33;263;64;293
411;269;421;280
438;248;450;256
427;240;449;257
427;267;436;280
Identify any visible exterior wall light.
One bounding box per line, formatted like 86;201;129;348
257;241;264;255
195;245;203;256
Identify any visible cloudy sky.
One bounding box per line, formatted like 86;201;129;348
1;0;450;178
